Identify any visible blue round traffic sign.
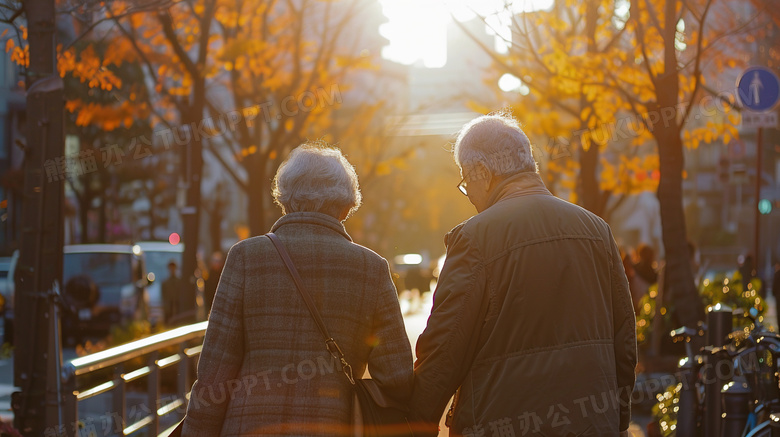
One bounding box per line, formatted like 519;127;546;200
737;66;780;112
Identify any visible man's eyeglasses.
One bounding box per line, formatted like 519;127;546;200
457;178;468;196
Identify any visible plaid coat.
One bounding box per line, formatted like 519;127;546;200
181;212;414;436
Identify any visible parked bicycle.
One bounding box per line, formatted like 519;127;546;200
671;306;780;437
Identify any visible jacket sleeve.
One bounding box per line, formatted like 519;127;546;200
366;258;415;403
409;227;487;435
608;232;637;431
181;244;245;436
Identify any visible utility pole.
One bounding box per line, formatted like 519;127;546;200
11;0;65;435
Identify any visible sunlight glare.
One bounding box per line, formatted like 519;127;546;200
379;0;555;68
498;73;530;95
379;0;449;68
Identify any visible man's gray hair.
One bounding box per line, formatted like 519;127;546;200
453;112;537;180
273;141;362;219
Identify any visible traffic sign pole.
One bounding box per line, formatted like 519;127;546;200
754;127;762;271
737;66;780;274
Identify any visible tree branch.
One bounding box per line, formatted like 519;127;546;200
630;0;658;86
204;139;249;192
157;10;199;77
681;0;712;124
61;1;179;50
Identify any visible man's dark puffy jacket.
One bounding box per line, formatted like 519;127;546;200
409;172;637;436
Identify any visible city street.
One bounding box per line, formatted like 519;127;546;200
2;0;780;434
0;291;643;435
0;290;776;435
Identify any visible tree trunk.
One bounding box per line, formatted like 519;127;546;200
209;183;224;253
654;126;703;328
247;153;268;236
652;0;704;329
147;196;156;240
577;0;604;218
578;132;601;215
179;103;204;323
97;164;110;242
145;181;156;240
79;173;91;243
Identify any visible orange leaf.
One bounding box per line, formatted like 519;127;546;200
5;39;14;53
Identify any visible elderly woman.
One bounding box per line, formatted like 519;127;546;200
181;143;414;436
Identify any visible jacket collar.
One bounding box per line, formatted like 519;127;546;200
486;171;552;209
270;211;353;241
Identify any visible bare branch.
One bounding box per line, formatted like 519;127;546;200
629;0;658;86
643;0;664;35
681;0;712;124
600;23;628;52
604;70;654;133
453;17;580;120
157;10;199;77
204;139;249;192
61;1;180;50
0;5;23;24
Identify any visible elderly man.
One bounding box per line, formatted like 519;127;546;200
409;113;637;437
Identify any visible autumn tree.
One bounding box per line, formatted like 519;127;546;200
4;0;220;317
459;0;655;220
118;0;216;319
7;0;410;288
60;38;166;243
61;0;400;240
202;0;391;234
611;0;756;328
463;0;764;329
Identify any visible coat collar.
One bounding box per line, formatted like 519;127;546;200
486;171;552;209
270;211;353;241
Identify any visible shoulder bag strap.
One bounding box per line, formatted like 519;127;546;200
264;232;355;385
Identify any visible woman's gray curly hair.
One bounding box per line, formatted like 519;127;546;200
272;141;362;220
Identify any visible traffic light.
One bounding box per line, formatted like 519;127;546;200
759;199;773;215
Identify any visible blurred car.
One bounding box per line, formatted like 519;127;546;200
0;257;12;298
701;266;737;284
0;252;16;344
136;241;184;326
62;244;150;345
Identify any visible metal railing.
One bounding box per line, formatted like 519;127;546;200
60;322;208;437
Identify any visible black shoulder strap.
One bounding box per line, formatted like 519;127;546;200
264;233;355;384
